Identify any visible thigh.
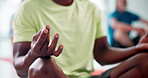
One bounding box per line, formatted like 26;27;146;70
119;67;142;78
28;58;46;78
114;30;134;46
110;53;148;78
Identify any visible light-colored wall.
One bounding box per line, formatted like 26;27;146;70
127;0;148;20
0;0;21;37
107;0;148;20
106;0;148;39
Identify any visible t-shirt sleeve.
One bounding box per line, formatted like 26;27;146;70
129;12;140;21
95;8;106;39
109;12;119;22
13;3;38;43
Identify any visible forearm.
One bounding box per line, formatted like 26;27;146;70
115;23;134;32
95;35;148;65
96;46;138;65
13;51;37;77
140;19;148;25
94;37;140;65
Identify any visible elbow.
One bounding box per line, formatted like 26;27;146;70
13;61;27;77
95;58;109;66
99;61;108;66
94;55;109;66
94;55;115;66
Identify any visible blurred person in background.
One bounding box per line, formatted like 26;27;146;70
13;0;148;78
108;0;148;48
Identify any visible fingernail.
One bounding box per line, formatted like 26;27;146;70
55;33;59;38
46;25;50;30
60;45;64;49
44;29;48;34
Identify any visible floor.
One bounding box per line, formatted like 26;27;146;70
0;37;19;78
0;37;117;78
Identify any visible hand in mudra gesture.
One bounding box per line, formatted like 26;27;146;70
29;25;63;58
28;25;67;78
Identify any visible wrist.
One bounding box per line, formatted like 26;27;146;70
28;50;38;60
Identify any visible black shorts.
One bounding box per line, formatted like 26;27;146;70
90;68;112;78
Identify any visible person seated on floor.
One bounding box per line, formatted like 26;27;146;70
13;0;148;78
107;0;148;48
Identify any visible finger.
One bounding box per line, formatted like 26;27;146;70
40;26;50;52
47;33;59;55
46;25;50;30
33;31;41;41
53;45;64;57
40;38;49;56
45;25;50;44
35;29;48;50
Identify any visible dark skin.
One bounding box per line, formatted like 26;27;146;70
94;36;148;78
28;58;67;78
53;0;73;6
13;25;65;77
13;0;148;78
14;26;148;78
20;27;148;78
111;0;148;47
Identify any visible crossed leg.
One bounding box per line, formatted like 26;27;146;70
28;57;67;78
28;53;148;78
110;53;148;78
114;30;135;47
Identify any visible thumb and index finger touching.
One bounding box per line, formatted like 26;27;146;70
33;25;64;57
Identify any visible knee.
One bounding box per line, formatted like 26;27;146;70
135;53;148;69
28;58;44;78
114;31;122;41
114;31;127;41
28;65;41;78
